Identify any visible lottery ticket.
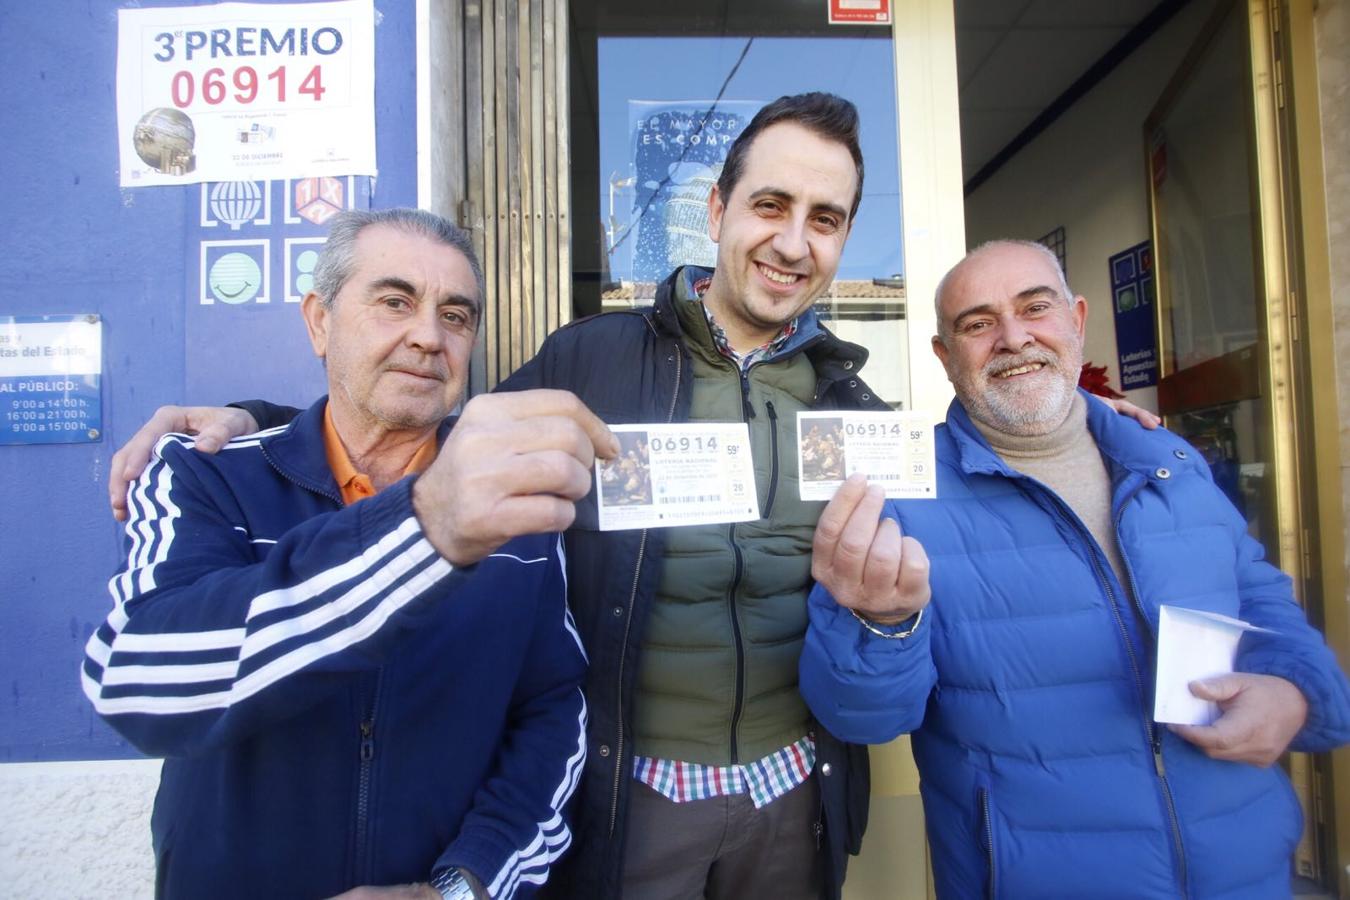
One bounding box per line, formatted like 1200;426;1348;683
596;423;760;531
797;410;937;501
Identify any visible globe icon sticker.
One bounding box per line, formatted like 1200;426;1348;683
209;181;264;230
209;252;263;304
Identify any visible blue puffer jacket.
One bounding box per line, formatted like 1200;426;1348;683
801;392;1350;899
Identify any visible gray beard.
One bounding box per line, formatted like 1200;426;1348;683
967;376;1076;436
956;353;1080;437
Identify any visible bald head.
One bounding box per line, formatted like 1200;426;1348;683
935;240;1072;340
930;240;1087;436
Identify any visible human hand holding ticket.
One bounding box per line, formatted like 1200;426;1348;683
798;411;937;501
811;474;932;625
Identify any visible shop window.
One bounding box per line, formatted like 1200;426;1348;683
571;2;908;405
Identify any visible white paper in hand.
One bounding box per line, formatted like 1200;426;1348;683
1153;605;1274;725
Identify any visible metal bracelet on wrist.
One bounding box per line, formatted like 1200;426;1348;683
850;605;924;639
431;868;477;900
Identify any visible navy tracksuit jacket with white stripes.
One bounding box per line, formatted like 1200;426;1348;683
82;398;588;899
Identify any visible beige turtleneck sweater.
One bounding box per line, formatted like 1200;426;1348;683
969;393;1126;582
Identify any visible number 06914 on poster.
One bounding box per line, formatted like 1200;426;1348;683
797;411;937;501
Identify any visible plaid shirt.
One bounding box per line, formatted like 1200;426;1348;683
693;275;799;370
632;276;812;808
633;737;816;808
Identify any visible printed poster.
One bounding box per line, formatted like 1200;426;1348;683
117;1;376;187
619;100;761;282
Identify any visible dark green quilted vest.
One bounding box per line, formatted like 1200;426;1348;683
632;293;826;765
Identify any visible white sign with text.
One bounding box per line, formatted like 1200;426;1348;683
117;1;376;186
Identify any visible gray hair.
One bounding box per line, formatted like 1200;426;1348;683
934;239;1073;339
312;207;485;312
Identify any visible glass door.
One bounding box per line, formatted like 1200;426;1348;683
1146;0;1324;886
1148;0;1278;548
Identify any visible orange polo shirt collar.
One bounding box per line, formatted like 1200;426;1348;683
322;402;438;505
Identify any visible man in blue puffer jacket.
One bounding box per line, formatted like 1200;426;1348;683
799;239;1350;898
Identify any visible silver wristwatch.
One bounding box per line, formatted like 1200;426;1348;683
431;867;477;900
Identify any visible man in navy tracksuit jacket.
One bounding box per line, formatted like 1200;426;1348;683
801;240;1350;898
82;209;614;899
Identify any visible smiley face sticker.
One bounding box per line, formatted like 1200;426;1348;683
200;240;270;305
208;252;263;304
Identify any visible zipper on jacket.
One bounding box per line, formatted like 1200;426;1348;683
723;364;765;763
726;523;748;763
609;528;648;838
1151;728;1186;886
262;446;343;507
1046;481;1188;898
263;443;383;880
610;342;684;837
979;788;997;900
354;672;382;882
1084;515;1187;897
762;400;780;518
1114;502;1189;896
738;370;756;421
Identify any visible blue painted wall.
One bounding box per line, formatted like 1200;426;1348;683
0;0;418;761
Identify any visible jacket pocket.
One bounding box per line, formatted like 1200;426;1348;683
978;787;998;900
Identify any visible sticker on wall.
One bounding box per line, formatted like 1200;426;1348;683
285;237;327;302
200;240;270;304
286;175;350;225
202;180;273;229
0;315;103;445
1109;240;1158;390
827;0;891;25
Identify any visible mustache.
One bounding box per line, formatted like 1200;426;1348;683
754;254;809;275
984;350;1059;379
